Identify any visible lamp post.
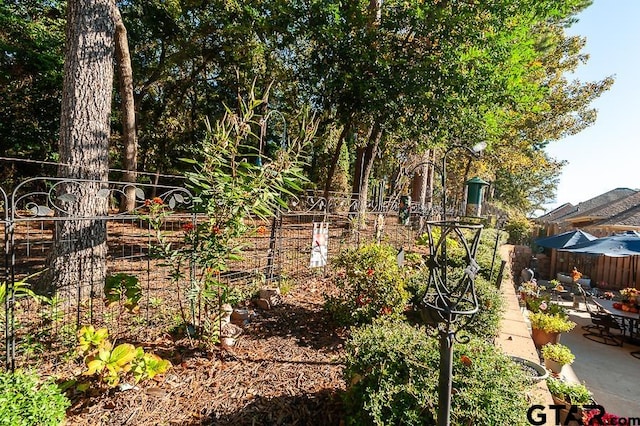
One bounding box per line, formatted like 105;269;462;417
441;142;487;219
417;141;486;426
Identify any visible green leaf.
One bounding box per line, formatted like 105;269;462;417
108;343;138;369
179;157;198;164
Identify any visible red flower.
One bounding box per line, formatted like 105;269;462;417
356;294;371;307
182;223;194;232
144;199;151;206
256;225;267;235
366;268;374;277
460;355;472;367
152;197;163;205
583;410;620;424
212;225;221;235
380;306;392;315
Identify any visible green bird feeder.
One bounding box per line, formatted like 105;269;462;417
465;177;489;217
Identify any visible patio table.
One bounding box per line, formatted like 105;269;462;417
593;298;640;343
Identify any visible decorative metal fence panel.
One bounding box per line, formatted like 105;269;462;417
1;179;419;371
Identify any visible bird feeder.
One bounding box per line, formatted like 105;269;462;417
464;177;489;217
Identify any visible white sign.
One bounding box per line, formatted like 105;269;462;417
310;222;329;268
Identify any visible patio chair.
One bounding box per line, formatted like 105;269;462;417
577;286;626;347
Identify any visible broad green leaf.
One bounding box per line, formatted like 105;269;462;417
109;343;138;369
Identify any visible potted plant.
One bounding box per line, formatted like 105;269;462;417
518;280;539;305
529;312;576;349
546;377;592;424
541;343;575;374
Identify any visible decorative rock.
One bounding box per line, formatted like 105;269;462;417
231;308;250;325
256;298;271;310
220;322;242;340
259;287;282;308
220;337;236;348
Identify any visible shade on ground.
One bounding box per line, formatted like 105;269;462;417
535;229;597;249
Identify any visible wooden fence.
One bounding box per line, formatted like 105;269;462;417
549;249;640;290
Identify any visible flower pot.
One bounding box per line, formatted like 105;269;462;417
531;328;560;349
551;396;583;425
544;358;565;374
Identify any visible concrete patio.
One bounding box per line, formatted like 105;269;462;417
497;246;640;422
561;304;640;419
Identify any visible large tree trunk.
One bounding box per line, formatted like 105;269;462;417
351;121;382;227
46;0;115;301
322;122;351;201
114;6;138;212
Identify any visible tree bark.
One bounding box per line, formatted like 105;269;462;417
323;122;351;201
114;5;138;212
351;121;382;227
46;0;115;301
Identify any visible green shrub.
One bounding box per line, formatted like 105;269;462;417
464;275;505;340
0;370;70;426
474;228;509;281
504;215;532;245
326;243;409;326
343;320;531;426
407;271;504;341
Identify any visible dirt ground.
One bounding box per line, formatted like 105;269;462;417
64;275;348;426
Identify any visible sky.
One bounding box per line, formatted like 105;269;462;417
543;0;640;212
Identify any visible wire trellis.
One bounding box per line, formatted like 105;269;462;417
1;179;419;371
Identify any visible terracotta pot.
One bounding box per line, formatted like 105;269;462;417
551;397;583;425
531;328;560;349
544;358;564;374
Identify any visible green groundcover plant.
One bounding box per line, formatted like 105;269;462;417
0;370;70;426
343;319;530;425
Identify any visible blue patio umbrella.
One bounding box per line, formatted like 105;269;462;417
559;231;640;257
535;229;597;249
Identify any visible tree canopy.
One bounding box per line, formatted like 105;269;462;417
0;0;612;216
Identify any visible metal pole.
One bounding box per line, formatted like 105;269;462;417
437;327;455;426
489;228;500;281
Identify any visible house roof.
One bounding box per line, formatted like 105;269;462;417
536;202;576;223
558;188;638;223
565;189;640;223
594;204;640;229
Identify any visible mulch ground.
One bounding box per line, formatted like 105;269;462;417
64;276;348;426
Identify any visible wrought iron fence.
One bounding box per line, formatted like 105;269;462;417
1;179;419;371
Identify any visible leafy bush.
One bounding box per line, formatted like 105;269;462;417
474;228;509;281
77;325;171;388
407;230;505;340
0;370;70;426
504;215;532;245
464;275;505;340
326;243;409;325
343;320;531;426
104;273;142;313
